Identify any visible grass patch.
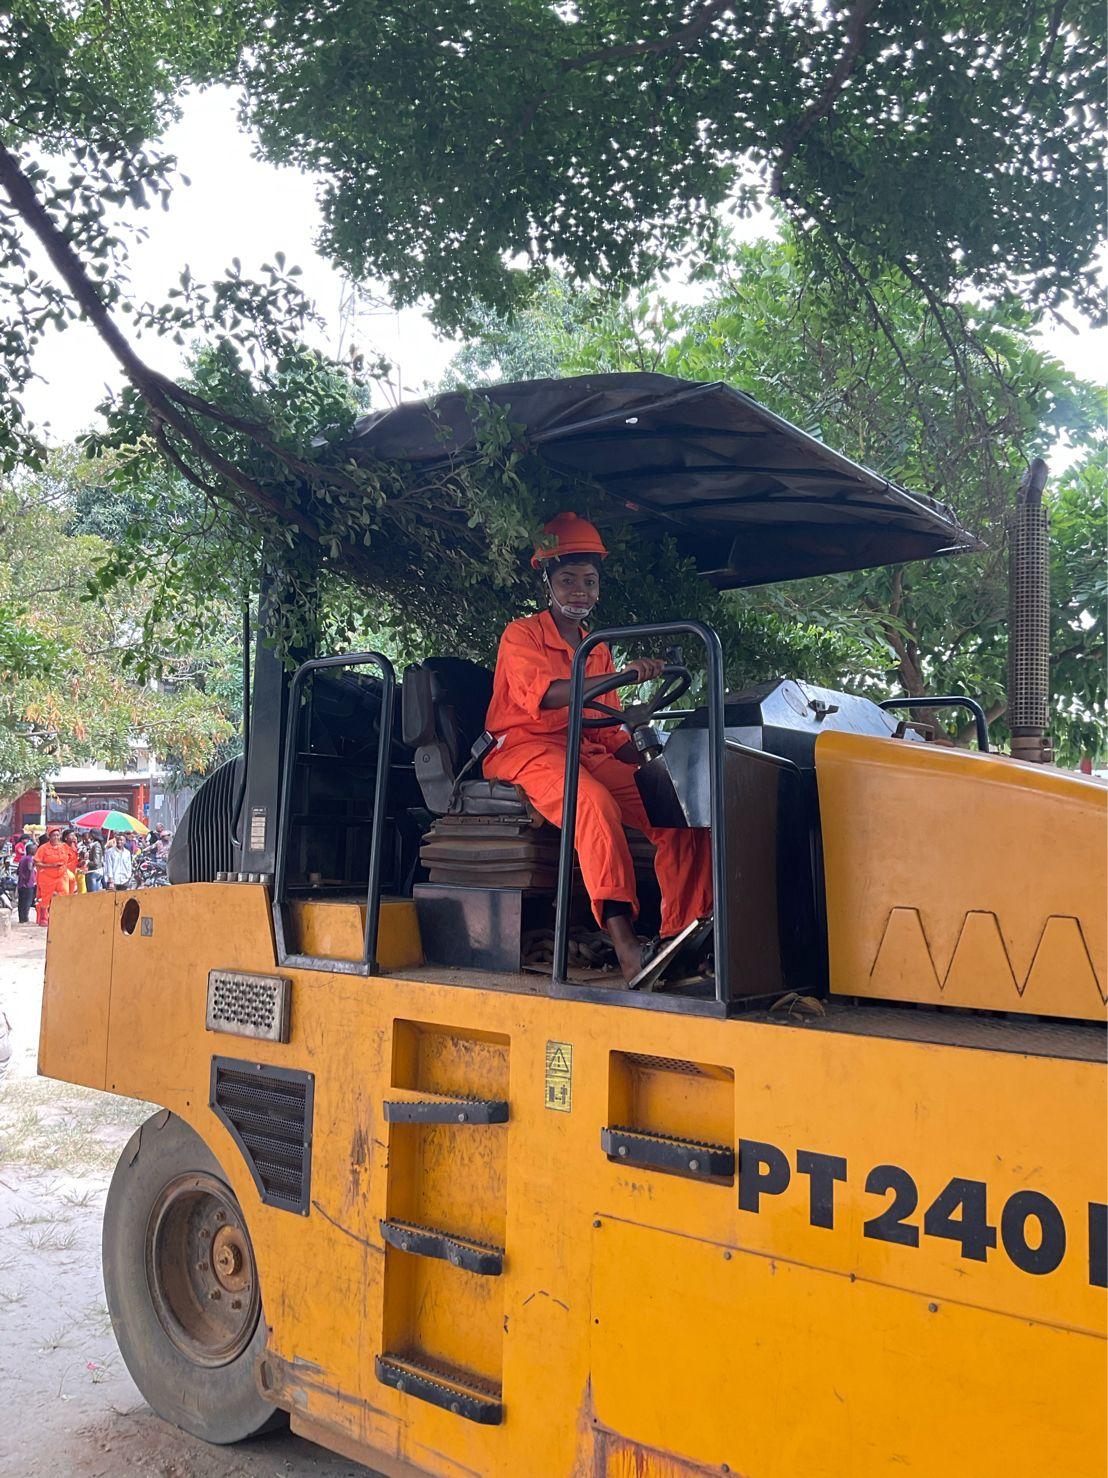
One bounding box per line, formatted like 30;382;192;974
39;1325;74;1353
60;1187;97;1209
0;1285;26;1308
81;1299;113;1336
0;1076;152;1174
9;1208;67;1227
24;1223;78;1252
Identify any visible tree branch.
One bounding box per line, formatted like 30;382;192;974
799;205;921;393
565;0;735;68
499;0;734;153
771;0;879;195
0;138;324;544
1033;0;1067;88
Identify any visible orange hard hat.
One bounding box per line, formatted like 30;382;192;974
531;512;609;568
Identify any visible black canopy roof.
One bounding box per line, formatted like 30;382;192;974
344;373;980;588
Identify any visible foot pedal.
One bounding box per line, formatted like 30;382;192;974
628;915;713;992
380;1219;504;1275
376;1354;503;1425
601;1125;735;1180
383;1091;509;1125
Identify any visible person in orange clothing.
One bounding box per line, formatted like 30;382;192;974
33;826;72;926
60;828;82;894
484;513;713;984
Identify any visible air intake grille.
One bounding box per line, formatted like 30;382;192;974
181;756;240;883
210;1057;314;1215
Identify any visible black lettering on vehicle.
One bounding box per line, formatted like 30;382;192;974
796;1149;847;1229
922;1177;998;1262
863;1164;919;1247
1000;1191;1066;1275
1090;1204;1107;1289
738;1139;790;1213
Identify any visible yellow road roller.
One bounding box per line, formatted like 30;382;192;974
39;375;1106;1476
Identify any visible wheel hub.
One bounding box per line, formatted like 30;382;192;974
145;1173;261;1367
211;1224;251;1292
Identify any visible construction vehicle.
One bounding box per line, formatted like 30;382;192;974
38;375;1106;1477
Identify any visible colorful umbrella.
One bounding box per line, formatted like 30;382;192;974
70;810;149;834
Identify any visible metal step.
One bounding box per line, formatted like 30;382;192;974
380;1218;504;1276
383;1090;509;1125
600;1125;735;1180
375;1353;503;1425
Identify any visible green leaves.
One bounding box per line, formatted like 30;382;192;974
0;457;238;792
235;0;1103;328
449;234;1105;761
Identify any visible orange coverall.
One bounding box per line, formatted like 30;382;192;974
483;610;712;936
34;838;72;919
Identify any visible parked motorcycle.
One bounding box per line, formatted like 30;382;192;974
134;851;170;889
0;857;16;919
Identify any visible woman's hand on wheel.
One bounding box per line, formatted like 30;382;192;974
624;657;665;684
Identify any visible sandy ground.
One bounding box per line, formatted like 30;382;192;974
0;921;371;1477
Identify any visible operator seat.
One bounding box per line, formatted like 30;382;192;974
404;657;661;930
402;659;536;819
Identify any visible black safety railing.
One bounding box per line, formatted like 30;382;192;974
272;651;396;975
552;621;729;1009
878;695;990;752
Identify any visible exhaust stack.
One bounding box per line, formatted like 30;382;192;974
1007;459;1052;764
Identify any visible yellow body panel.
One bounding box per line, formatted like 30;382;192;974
817;732;1107;1020
290;897;423;969
40;883;1107;1477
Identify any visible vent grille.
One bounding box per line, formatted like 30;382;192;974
206;971;291;1043
210;1057;313;1215
622;1053;705;1076
180;756;239;883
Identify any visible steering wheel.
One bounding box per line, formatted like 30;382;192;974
581;663;692;730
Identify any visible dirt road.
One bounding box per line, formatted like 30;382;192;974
0;922;370;1477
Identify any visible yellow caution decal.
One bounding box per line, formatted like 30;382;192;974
544;1040;573;1113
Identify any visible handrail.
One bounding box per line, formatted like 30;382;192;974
878;695;990;752
552;621;729;1003
273;651;396;973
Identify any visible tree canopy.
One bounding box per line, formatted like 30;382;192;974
240;0;1105;330
447;235;1106;759
0;3;1103;767
0;448;238;794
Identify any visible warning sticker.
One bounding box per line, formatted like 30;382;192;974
249;806;267;853
544;1040;573;1113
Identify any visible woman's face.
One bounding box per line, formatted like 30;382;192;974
548;559;600;620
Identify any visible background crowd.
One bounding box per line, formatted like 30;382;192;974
1;824;172;926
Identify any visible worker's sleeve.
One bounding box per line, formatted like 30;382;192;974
496;621;558;721
593;644;632;755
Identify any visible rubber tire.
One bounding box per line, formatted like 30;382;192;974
103;1109;286;1444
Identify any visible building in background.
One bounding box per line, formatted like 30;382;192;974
0;741;195;834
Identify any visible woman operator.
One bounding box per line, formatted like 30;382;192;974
483;513;712;985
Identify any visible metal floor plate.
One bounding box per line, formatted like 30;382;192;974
762;1000;1106;1062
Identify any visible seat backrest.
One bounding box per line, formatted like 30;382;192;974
424;657;495;756
402;658;495;813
